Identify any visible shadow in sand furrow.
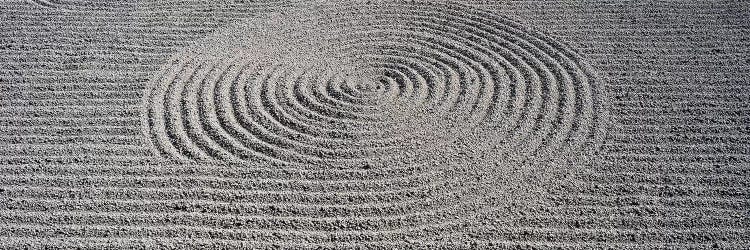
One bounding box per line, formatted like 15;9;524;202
137;0;610;242
144;0;607;168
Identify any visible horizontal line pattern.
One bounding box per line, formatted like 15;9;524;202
480;0;750;248
1;0;749;248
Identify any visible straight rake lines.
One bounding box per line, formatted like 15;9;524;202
592;163;750;175
24;0;150;10
0;145;150;156
0;167;744;189
6;2;741;13
0;101;142;109
0;26;224;38
0;42;184;54
608;93;750;99
1;18;228;27
598;71;750;77
607;86;750;92
574;183;749;197
0;211;493;232
0;163;746;181
4;202;744;233
597;65;749;72
605;153;750;159
1;67;159;75
0;83;147;91
0;116;139;124
0;190;503;234
4;222;746;241
0;112;140;120
2;168;746;193
1;237;748;249
2;209;744;224
2;182;745;209
0;124;137;130
0;75;151;82
438;225;750;243
0;156;156;165
603;142;750;151
0;196;441;214
0;161;430;177
588;172;750;182
0;131;139;139
0;172;438;193
0;89;145;95
0;90;144;99
608;76;750;81
0;209;485;234
566;194;750;207
0;46;176;57
5;196;745;215
0;182;447;203
4;18;746;31
582;174;750;188
3;40;744;59
617;123;750;129
2;61;167;69
1;211;745;236
4;177;746;197
566;199;750;210
0;137;142;146
0;172;551;231
613;101;750;108
614;114;750;120
1;63;160;72
2;9;276;18
0;104;142;110
610;133;750;140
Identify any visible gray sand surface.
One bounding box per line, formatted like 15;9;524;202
1;0;749;249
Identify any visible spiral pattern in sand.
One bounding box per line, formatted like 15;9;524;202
143;0;607;168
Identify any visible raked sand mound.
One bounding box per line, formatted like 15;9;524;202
1;0;749;249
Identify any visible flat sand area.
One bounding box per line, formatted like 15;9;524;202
1;0;749;248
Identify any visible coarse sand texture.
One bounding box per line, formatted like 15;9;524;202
143;1;607;168
1;0;749;249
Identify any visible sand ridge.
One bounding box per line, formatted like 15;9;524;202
143;0;607;170
138;2;611;242
3;0;748;248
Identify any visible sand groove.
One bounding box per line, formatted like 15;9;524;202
144;0;606;168
5;0;747;247
137;1;611;240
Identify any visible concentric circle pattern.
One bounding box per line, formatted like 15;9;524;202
143;0;607;169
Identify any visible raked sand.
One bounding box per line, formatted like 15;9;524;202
1;0;749;249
